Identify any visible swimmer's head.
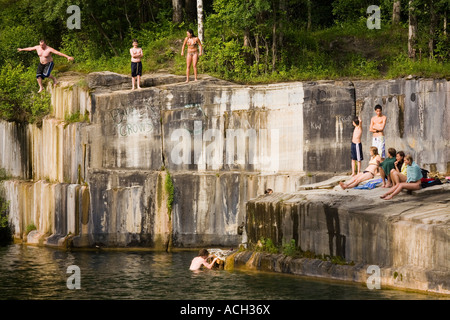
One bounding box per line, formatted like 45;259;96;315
198;248;209;258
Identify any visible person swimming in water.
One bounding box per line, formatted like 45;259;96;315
181;29;203;82
189;249;218;271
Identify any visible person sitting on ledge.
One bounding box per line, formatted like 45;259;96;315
339;146;381;190
380;154;422;200
189;249;218;271
379;147;396;188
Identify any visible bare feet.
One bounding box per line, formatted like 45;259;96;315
383;195;393;200
339;182;347;190
38;87;44;93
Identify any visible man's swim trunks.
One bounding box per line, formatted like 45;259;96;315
351;142;363;161
372;136;386;158
36;61;54;79
131;61;142;77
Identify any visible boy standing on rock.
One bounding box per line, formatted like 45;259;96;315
369;104;387;160
130;39;143;90
351;116;363;176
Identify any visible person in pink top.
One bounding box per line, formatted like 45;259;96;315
189;249;218;271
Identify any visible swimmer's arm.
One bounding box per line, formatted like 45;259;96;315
17;46;37;52
202;257;218;269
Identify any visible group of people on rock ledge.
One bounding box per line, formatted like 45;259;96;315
339;104;423;200
18;29;202;92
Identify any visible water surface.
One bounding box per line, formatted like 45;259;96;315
0;244;445;300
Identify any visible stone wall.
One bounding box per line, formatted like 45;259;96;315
243;186;450;294
355;79;449;173
0;73;448;250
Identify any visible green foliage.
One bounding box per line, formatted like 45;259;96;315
25;222;37;235
0;197;12;245
282;239;301;257
0;168;10;181
165;171;174;218
0;63;51;123
64;111;89;127
256;237;279;254
0;0;447;105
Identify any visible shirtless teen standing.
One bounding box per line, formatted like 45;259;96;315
130;39;143;90
351;116;363;176
369;104;387;160
18;40;74;93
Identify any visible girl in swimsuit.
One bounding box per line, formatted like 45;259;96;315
340;146;381;190
181;29;203;82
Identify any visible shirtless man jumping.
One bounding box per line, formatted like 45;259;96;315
18;40;74;93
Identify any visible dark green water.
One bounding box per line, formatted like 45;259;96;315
0;244;445;300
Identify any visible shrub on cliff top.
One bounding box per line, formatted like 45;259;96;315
0;63;51;123
0;198;12;246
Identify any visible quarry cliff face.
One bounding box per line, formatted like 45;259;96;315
0;72;448;250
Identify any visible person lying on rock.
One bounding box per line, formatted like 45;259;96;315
380;154;422;200
339;146;381;190
189;249;218;271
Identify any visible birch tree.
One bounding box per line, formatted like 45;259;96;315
197;0;204;42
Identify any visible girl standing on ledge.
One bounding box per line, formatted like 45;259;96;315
181;29;202;82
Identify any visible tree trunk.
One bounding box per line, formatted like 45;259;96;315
243;28;253;65
408;0;417;59
307;0;312;31
255;33;260;73
428;0;436;59
90;13;119;56
185;0;197;21
272;0;277;72
197;0;204;42
392;0;401;24
172;0;183;23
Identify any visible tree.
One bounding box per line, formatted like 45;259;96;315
408;0;418;59
392;0;401;24
197;0;204;42
173;0;183;23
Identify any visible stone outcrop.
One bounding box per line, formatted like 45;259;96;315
238;178;450;295
0;73;448;258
